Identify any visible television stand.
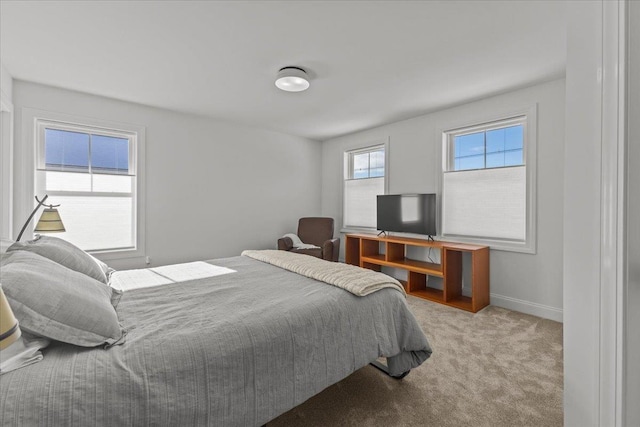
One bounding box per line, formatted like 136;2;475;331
345;233;490;313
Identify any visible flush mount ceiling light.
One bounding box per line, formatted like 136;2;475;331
275;66;310;92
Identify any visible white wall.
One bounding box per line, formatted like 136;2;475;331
563;1;615;425
626;2;640;424
0;62;13;243
0;63;12;101
321;79;565;321
12;81;322;269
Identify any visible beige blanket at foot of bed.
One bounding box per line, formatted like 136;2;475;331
241;249;405;297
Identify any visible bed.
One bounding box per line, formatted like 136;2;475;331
0;241;432;426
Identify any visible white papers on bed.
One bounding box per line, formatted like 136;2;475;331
110;269;173;290
110;261;236;291
0;334;50;374
151;262;236;282
282;233;320;249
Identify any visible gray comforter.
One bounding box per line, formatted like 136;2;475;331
0;255;432;426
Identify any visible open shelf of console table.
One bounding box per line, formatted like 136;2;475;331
345;233;490;313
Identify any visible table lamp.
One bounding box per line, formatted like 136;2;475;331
16;195;65;242
0;288;21;351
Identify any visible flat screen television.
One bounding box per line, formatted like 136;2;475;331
377;193;437;236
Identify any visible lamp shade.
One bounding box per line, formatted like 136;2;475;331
0;288;21;351
34;208;66;233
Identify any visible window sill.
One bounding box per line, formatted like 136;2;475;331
340;226;378;235
89;247;145;262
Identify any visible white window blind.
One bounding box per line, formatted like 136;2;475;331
44;195;134;251
442;166;526;241
344;177;384;228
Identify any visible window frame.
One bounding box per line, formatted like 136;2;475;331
36;121;136;176
446;116;526;172
439;105;537;253
347;145;385;179
341;139;389;232
23;107;146;261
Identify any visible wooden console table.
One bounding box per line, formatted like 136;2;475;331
345;233;490;313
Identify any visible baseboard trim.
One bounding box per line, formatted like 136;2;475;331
490;293;563;323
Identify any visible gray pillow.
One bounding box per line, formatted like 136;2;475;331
0;251;125;348
8;236;110;284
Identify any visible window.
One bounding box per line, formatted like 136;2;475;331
33;116;144;256
451;123;524;171
343;143;387;229
441;112;536;253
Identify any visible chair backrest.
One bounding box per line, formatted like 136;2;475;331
297;217;335;247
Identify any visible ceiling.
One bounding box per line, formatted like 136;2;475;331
0;1;566;141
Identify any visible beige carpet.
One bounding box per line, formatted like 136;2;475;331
269;296;563;427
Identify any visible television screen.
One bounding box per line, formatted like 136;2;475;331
377;194;436;236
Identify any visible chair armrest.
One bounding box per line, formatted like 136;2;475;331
322;238;341;262
278;237;294;251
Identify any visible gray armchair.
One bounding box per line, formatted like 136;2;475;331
277;217;340;262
